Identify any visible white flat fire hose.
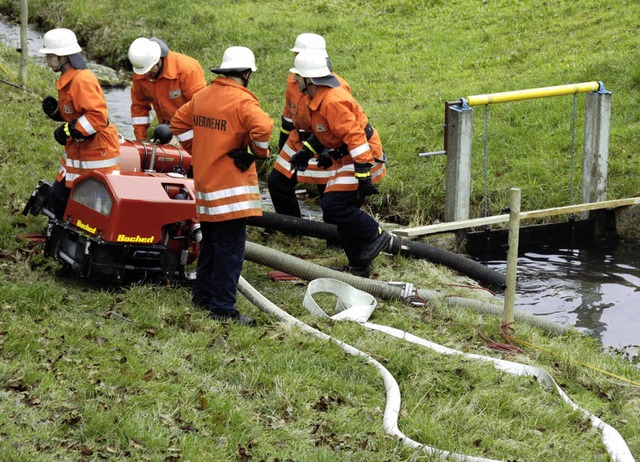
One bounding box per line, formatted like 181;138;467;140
237;276;635;462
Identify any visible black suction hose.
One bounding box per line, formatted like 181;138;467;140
248;212;506;288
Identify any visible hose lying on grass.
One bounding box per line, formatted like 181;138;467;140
244;240;567;335
238;276;635;462
248;212;506;288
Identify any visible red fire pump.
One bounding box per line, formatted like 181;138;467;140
24;129;201;283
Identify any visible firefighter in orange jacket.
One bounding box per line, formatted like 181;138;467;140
288;50;390;278
128;37;206;142
38;28;120;220
267;33;342;217
171;46;273;325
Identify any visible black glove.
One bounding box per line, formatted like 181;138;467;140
316;150;333;169
42;96;62;121
278;129;289;152
227;149;257;172
289;145;314;172
278;115;294;152
354;162;379;200
53;123;69;145
53;120;85;146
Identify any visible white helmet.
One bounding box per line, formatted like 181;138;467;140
290;33;328;58
128;37;162;74
290;50;331;78
211;46;257;73
39;28;82;56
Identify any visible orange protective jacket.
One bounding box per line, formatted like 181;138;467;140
131;51;206;140
54;68;120;187
170;77;274;222
274;73;352;184
307;84;386;193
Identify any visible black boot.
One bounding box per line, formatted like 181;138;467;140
329;264;371;278
23;181;51;217
358;229;392;266
209;308;255;326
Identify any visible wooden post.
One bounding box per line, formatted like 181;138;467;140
20;0;28;87
503;188;521;325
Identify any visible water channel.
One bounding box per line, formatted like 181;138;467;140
1;18;638;355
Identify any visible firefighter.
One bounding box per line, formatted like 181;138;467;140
171;46;273;325
128;37;206;143
38;28;120;219
288;49;390;278
267;33;342;217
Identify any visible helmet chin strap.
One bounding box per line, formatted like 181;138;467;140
300;77;312;94
147;60;163;81
241;70;252;88
153;60;163;79
52;56;69;72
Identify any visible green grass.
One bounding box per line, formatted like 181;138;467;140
0;1;639;461
2;0;640;223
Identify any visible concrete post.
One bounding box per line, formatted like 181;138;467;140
444;103;474;222
582;89;611;207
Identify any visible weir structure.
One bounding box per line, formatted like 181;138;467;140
440;81;611;223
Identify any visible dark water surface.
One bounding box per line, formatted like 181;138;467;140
482;241;640;350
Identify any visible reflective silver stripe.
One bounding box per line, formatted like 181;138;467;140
371;166;385;180
196;185;260;202
66;156;121;170
349;142;370;157
197;199;263;217
65;172;80;182
253;140;270;149
275;155;333;178
297;169;333;180
275;156;292;171
282;143;296;157
58;152;67;174
327;164;357;188
327;176;359;187
77;115;97;135
109;170;120;175
132;116;150;125
177;130;194;142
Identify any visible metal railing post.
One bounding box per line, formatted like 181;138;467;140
582;85;612;217
444;102;473;222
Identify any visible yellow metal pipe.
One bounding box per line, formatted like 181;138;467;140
465;81;601;106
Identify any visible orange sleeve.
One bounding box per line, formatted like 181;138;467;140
130;78;152;140
241;98;274;159
180;60;207;101
68;71;110;137
170;99;194;153
325;99;373;164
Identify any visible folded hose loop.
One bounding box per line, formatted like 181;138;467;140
248;212;506;288
244;241;567;335
237;276;502;462
254;276;633;462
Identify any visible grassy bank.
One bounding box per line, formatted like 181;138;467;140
2;0;640;224
1;1;640;461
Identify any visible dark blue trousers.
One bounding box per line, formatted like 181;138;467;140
192;219;247;312
267;168;326;217
321;190;379;267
